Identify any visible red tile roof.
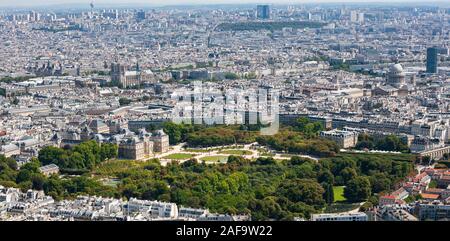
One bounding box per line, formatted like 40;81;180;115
421;193;440;200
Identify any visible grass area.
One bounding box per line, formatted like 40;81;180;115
260;152;275;157
280;154;294;158
184;148;211;153
200;155;229;163
184;145;246;153
92;159;153;177
162;153;196;160
218;149;253;155
255;148;275;156
101;178;121;187
333;186;346;202
428;180;438;188
274;159;287;163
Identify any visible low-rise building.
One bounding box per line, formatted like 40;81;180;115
0;144;20;157
320;129;358;148
311;212;368;221
118;137;148;160
150;130;170;153
376;205;418;221
39;164;60;176
417;201;450;221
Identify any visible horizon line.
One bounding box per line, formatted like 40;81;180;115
0;1;449;9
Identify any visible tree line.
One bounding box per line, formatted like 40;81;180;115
355;133;409;152
38;141;118;172
0;146;414;219
162;122;259;147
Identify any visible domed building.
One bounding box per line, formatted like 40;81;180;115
386;63;406;88
373;63;414;97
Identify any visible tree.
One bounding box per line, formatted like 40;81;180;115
163;122;195;145
141;181;170;200
227;156;250;166
100;143;118;161
375;135;408;152
224;72;240;80
318;170;334;186
163;122;183;144
16;161;41;184
355;133;375;150
31;175;46;190
255;157;277;165
290;156;315;166
369;173;392;193
11;97;19;105
344;176;371;202
355;140;374;150
359;201;373;212
422;156;431;165
39;141;116;171
296;117;323;137
38;146;67;167
43;175;65;200
119;97;132;106
16;169;32;183
339;167;358;185
248;197;283;221
142;95;151;101
285;200;317;219
277;178;325;206
322;183;334;205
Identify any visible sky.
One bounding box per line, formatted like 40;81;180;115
0;0;447;7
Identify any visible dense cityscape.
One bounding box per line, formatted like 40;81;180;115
1;1;450;222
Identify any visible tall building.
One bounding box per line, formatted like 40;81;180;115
111;62;126;85
29;11;40;22
357;12;364;23
256;5;270;19
136;10;146;21
426;47;439;73
350;11;358;22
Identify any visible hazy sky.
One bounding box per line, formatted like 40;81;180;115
0;0;445;7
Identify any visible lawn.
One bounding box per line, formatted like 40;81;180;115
162;153;196;160
185;146;246;153
333;186;346;202
218;149;253;155
280;154;294;158
200;155;229;163
260;152;275;157
184;148;211;153
101;178;121;187
92;159;151;177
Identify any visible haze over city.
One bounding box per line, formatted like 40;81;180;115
0;0;449;7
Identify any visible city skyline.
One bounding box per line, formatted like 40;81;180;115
0;0;449;8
